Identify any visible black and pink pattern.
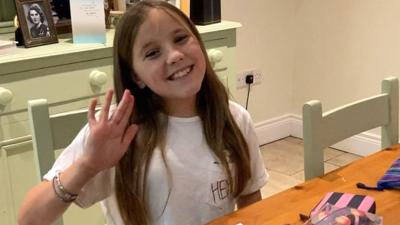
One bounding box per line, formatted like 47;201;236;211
306;204;382;225
311;192;376;217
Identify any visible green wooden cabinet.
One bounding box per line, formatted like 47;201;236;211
0;21;241;225
0;0;16;33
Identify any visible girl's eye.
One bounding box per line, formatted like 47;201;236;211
175;34;188;43
145;49;160;59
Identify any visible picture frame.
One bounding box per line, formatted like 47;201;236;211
124;0;185;11
15;0;58;47
51;0;112;33
50;0;72;34
166;0;180;8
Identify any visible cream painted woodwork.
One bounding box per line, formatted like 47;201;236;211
0;21;241;225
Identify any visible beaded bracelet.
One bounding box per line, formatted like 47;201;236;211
52;171;78;203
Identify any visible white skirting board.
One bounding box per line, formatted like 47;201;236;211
254;114;381;156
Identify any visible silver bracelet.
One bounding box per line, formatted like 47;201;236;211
52;171;78;203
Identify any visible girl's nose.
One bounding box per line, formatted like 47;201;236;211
166;48;184;65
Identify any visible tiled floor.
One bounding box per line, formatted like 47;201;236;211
259;136;363;198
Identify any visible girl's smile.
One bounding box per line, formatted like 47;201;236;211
168;65;193;81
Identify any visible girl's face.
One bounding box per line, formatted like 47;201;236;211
29;9;40;24
132;9;206;116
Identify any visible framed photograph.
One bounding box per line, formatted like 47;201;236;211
50;0;72;34
124;0;185;11
50;0;111;33
15;0;58;47
165;0;180;8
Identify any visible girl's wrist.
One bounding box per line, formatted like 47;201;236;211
75;157;101;179
53;159;100;197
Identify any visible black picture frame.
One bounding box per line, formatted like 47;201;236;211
50;0;72;34
15;0;58;47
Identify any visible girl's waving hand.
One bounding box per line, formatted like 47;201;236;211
83;89;138;173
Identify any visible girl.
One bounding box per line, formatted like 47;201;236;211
18;1;268;225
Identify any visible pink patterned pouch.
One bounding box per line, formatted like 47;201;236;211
304;203;383;225
310;192;376;216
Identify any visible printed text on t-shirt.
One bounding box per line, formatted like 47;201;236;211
211;179;231;203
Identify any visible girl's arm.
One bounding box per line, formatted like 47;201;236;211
18;159;99;225
18;89;138;225
237;189;262;209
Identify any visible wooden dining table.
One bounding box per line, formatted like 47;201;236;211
207;145;400;225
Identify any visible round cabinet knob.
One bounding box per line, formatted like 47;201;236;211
0;87;13;105
207;49;224;65
89;70;108;87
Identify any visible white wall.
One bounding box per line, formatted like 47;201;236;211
221;0;296;123
223;1;400;143
292;0;400;119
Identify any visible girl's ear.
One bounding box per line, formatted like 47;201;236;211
135;79;146;89
132;72;146;89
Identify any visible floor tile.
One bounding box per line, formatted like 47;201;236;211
260;170;303;198
324;148;346;161
260;141;349;176
284;136;303;144
260;140;303;176
326;153;362;167
259;137;362;199
291;162;339;182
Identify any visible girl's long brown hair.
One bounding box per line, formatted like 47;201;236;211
113;1;251;225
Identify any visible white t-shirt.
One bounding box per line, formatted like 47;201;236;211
44;101;268;225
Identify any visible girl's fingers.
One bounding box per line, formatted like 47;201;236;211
100;89;114;122
117;91;135;128
87;98;97;126
112;90;132;124
122;124;139;147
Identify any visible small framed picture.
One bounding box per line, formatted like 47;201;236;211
164;0;183;9
50;0;72;34
15;0;58;48
125;0;185;11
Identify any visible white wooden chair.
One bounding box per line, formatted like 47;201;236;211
28;99;104;225
303;77;399;180
28;99;88;183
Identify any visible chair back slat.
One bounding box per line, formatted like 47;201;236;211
51;109;88;150
28;99;55;181
382;77;399;148
321;94;389;148
303;77;399;180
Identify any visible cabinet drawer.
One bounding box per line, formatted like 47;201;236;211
206;46;228;72
205;41;229;72
204;38;235;93
0;58;113;116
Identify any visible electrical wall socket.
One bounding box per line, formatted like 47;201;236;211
236;69;263;89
